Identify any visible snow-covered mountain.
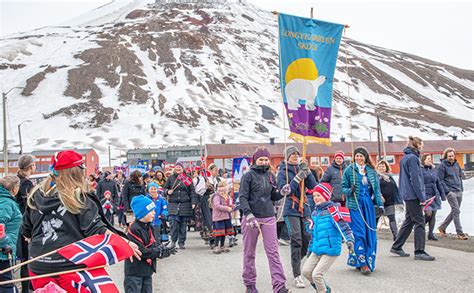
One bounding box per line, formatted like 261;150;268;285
1;0;473;159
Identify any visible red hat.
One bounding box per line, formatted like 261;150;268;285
334;151;345;161
51;150;84;171
308;183;333;201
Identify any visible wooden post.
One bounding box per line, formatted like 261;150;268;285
299;139;308;214
310;7;314;18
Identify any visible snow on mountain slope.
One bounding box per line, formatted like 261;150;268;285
1;0;472;160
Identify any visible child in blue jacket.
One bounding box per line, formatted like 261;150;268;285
146;182;168;244
302;183;354;292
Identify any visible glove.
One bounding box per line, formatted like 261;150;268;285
346;241;354;254
298;161;309;173
350;185;356;194
294;170;309;184
245;214;259;229
0;246;12;255
158;245;177;259
280;184;291;196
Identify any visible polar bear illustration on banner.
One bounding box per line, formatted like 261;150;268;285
285;58;326;111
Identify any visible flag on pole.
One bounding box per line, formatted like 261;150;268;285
328;205;351;223
278;13;344;145
57;234;133;267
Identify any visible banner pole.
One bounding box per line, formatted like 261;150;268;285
0;249;58;276
299;138;307;214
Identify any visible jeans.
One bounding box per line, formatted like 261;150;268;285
439;191;463;234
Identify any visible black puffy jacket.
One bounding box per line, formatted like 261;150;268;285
164;173;198;217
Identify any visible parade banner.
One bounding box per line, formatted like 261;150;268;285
278;13;344;145
231;157;251;200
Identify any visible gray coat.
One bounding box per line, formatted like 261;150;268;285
320;161;346;202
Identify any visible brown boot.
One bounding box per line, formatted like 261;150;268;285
438;227;447;237
456;233;469;240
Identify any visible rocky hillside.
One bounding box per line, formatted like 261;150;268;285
0;0;472;158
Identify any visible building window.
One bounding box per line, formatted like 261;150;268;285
9;161;18;167
377;155;395;165
433;154;441;164
91;156;95;162
321;157;330;166
344;156;352;165
310;157;320;166
464;154;473;164
0;162;3;168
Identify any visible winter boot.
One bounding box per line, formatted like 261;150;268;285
168;241;176;249
390;248;410;257
245;285;259;293
213;246;221;254
414;252;435;261
456;233;469;240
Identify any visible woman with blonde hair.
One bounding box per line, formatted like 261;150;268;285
21;150;141;291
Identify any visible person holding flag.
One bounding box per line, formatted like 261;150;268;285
20;150;141;292
342;147;383;275
302;183;354;292
277;146;317;288
164;162;198;250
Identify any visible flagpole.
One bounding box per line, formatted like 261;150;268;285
0;249;58;276
0;265;108;286
299;138;307;214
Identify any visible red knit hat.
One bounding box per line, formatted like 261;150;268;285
308;183;333;201
51;150;84;171
334;151;345;161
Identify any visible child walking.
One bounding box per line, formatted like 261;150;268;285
146;182;169;244
101;190;115;225
212;181;235;254
124;195;177;292
302;183;354;292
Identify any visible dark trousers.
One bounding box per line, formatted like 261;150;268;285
124;275;152;293
16;233;30;293
285;216;309;277
151;225;161;245
170;217;187;245
117;209;127;226
277;221;289;241
425;210;437;237
0;260;17;293
392;199;426;254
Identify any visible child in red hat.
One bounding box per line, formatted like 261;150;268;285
302;183;354;292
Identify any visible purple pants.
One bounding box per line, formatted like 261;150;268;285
242;216;286;292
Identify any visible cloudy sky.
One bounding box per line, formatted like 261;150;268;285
0;0;472;69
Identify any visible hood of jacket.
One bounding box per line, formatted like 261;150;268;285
32;188;62;214
403;147;420;157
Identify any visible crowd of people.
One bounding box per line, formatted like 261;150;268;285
0;136;468;292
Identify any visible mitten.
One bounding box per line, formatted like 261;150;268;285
280;184;291;196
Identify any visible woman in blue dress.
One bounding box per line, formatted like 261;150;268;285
342;147;384;275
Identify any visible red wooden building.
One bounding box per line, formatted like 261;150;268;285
204;139;474;174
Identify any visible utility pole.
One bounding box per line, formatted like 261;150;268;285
108;144;111;167
18;120;32;155
2;92;7;175
2;87;23;175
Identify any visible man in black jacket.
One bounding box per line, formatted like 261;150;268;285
438;148;467;240
96;171;119;202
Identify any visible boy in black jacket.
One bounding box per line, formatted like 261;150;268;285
125;195;177;292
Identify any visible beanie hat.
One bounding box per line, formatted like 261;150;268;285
354;147;369;160
50;150;84;171
252;147;271;162
308;183;333;202
131;195;156;220
334;151;345;161
147;182;159;191
18;154;36;170
284;146;300;160
176;162;184;168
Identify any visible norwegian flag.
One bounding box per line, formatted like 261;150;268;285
422;196;436;211
328;206;351;223
177;173;193;187
70;268;118;293
57;234;133;268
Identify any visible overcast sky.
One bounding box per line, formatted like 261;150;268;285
0;0;472;69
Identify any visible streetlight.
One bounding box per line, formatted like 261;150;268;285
3;87;23;175
18;120;32;154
